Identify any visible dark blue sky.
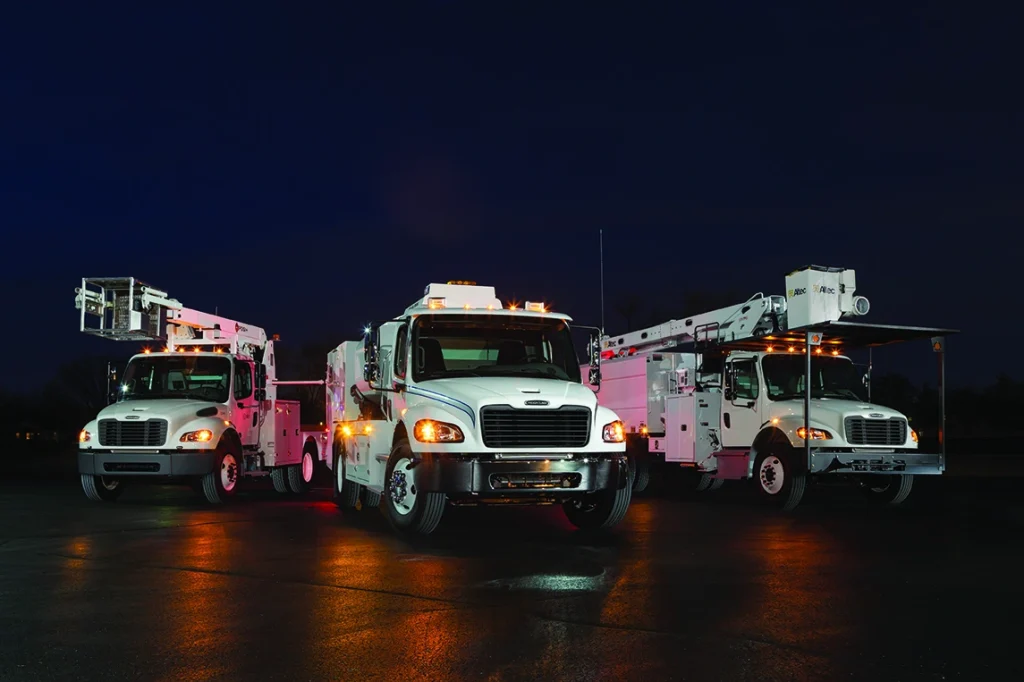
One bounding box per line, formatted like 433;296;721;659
1;2;1019;392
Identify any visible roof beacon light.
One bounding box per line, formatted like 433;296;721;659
524;301;545;313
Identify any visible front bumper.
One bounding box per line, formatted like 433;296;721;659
78;450;218;477
808;449;943;475
413;455;628;495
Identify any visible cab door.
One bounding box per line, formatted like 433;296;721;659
233;359;259;447
721;355;762;448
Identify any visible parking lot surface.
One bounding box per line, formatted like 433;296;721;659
1;476;1022;681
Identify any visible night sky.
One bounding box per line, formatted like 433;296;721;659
2;2;1018;393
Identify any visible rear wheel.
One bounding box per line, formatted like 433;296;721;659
201;442;240;504
287;447;316;494
861;474;914;505
632;457;651;493
81;474;125;502
381;437;446;535
753;450;806;511
332;447;360;509
271;467;289;493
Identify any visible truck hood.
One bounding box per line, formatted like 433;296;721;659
770;398;905;421
95;399;227;423
410;377;598;411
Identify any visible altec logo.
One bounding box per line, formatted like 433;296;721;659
788;287;806;297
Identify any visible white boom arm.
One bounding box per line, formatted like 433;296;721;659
602;266;871;357
602;294;786;357
75;276;267;354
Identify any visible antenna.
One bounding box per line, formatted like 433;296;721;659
599;228;606;334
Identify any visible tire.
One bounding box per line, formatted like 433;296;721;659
361;487;381;509
862;474;914;505
271;467;289;493
695;472;714;491
332;449;360;509
563;462;633;530
201;441;241;504
81;474;125;502
632;457;651;493
753;450;806;511
381;437;446;535
708;477;724;490
287;446;316;494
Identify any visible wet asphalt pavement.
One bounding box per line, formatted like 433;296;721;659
2;473;1023;681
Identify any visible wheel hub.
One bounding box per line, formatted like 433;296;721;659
389;458;417;515
221;454;238;491
759;456;784;495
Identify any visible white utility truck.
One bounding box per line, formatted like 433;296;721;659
322;281;631;536
74;277;327;504
589;265;958;510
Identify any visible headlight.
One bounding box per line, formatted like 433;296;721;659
910;429;918;443
602;420;626;443
180;429;214;443
79;430;91;443
413;419;464;443
796;427;832;440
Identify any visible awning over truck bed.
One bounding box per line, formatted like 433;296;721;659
707;320;960;353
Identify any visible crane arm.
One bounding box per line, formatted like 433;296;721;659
602;294;785;357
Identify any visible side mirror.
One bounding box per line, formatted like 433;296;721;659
587;332;602;387
723;367;735;401
862;372;870;387
363;326;380;385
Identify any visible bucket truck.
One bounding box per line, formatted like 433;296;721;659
588;265;958;510
323;281;631;537
74;277;327;504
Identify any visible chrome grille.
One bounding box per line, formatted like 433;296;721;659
98;419;168;447
844;417;907;446
480;405;591;449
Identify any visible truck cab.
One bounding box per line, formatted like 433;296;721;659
325;282;632;536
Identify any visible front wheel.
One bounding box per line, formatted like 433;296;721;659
861;474;914;505
753;450;806;511
81;474;125;502
201;443;241;504
381;437;446;536
563;468;633;530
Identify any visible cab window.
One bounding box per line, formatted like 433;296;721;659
731;358;759;400
234;361;253;400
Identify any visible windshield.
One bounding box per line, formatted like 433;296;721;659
119;355;232;403
411;314;582;383
761;354;867;402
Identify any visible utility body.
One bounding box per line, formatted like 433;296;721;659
324;281;631;536
588;265;958;509
74;277;326;503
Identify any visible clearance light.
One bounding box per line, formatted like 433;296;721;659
79;429;91;443
427;297;446;309
486;304;495;310
447;280;477;286
639;423;649;436
771;418;779;425
766;346;774;353
142;347;151;354
163;347;170;353
831;349;840;356
414;419;464;443
815;347;822;354
788;347;796;353
508;303;518;311
796;427;832;440
363;424;373;434
602;420;626;443
180;429;214;443
193;347;201;353
341;425;353;437
463;303;471;309
524;301;546;313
